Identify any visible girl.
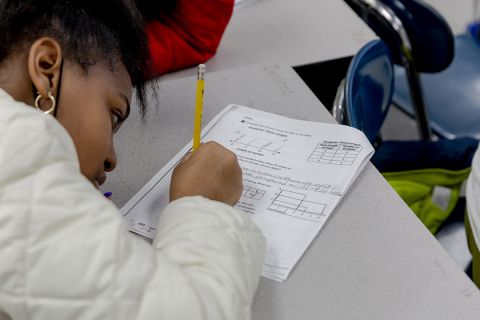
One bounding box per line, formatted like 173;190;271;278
0;1;266;319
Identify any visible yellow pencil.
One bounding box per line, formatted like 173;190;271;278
193;64;206;152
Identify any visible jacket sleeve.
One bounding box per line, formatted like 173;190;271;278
467;147;480;252
0;105;265;320
145;0;234;78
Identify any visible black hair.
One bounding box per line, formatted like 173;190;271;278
0;0;151;114
135;0;178;22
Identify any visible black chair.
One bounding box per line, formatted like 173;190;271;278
335;5;475;272
343;0;454;140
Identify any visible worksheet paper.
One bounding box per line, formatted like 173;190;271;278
121;105;374;281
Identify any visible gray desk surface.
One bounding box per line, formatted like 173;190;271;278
104;62;480;319
163;0;376;80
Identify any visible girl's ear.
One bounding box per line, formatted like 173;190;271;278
27;37;63;105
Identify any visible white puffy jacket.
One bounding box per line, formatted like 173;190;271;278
0;89;266;320
467;146;480;250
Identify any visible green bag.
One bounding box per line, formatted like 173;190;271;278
383;167;471;234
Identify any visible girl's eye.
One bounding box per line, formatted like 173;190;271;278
112;110;123;132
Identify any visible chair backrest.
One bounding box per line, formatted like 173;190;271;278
379;0;454;73
332;40;394;143
344;0;453;140
344;0;453;73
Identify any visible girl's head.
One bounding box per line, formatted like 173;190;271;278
0;0;150;188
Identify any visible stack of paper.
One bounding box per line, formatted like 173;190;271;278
121;105;374;281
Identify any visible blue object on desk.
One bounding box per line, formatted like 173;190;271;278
332;40;394;143
468;21;480;41
394;33;480;139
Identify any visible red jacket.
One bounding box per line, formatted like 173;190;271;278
145;0;234;79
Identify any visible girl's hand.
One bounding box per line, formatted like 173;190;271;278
169;142;242;206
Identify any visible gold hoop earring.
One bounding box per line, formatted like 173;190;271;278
34;91;56;115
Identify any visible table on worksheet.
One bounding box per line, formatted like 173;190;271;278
163;0;376;80
103;62;480;319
